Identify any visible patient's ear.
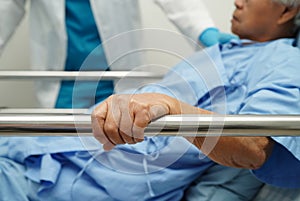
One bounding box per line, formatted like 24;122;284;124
277;6;300;24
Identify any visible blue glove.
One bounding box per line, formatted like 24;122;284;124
199;27;238;47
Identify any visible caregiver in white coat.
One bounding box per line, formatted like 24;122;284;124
0;0;229;108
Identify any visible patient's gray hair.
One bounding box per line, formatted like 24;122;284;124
272;0;300;7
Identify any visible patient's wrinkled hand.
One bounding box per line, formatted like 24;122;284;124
91;93;175;151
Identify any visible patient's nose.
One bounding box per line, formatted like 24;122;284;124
234;0;243;9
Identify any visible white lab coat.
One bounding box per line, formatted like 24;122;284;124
0;0;214;108
155;0;215;42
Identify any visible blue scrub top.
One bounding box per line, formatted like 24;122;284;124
55;0;114;108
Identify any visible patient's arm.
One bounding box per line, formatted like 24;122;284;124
91;93;274;169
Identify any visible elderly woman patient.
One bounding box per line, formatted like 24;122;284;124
1;0;300;200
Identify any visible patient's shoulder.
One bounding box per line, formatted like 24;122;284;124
266;38;300;56
257;39;300;68
246;39;300;87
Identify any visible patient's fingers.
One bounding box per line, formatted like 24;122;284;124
119;106;136;144
104;97;126;145
91;101;116;150
132;108;150;142
91;116;106;144
114;94;141;144
92;93;174;150
103;142;116;151
131;104;169;142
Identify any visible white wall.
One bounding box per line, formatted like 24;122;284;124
0;0;235;108
142;0;234;32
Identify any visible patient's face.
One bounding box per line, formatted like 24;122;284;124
231;0;285;41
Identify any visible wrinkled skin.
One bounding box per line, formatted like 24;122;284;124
91;93;274;169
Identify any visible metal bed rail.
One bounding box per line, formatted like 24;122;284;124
1;71;299;137
0;108;88;114
0;112;300;137
0;71;165;80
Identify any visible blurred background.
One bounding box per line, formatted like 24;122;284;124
0;0;235;108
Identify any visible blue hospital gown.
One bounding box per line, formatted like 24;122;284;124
1;38;300;200
138;38;300;188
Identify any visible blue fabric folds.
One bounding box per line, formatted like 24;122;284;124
22;137;214;201
0;137;216;200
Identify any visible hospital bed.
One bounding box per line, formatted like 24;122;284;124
1;33;300;200
0;75;299;201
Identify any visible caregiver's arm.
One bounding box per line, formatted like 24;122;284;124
91;93;274;169
154;0;237;47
